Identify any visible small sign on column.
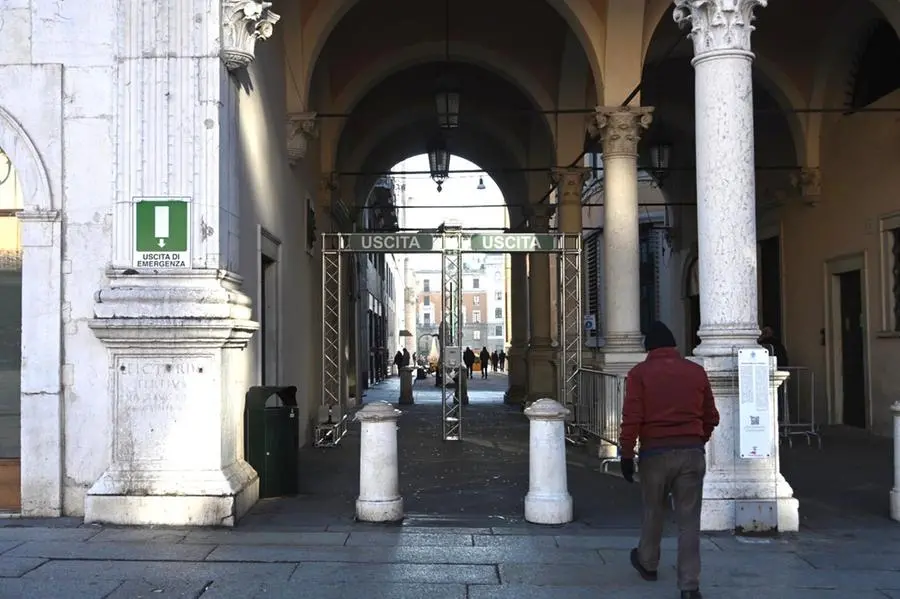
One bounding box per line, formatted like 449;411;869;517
133;197;190;269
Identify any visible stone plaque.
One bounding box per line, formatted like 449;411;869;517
114;356;216;467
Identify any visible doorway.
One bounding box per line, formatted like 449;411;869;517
259;229;280;386
685;257;700;353
827;255;868;429
759;236;783;338
838;270;866;428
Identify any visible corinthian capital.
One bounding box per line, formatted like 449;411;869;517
286;113;318;165
221;0;281;71
673;0;767;56
589;107;654;158
551;167;589;204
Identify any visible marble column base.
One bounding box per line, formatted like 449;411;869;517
598;349;646;375
86;270;260;527
84;461;259;526
691;355;799;533
526;344;557;402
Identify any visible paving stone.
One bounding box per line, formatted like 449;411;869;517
0;556;45;577
103;579;212;598
0;578;122;598
598;549;815;572
183;530;348;546
798;551;900;571
701;566;900;591
881;591;900;598
329;524;493;535
473;534;557;548
206;544;602;565
6;541;214;561
87;529;187;543
471;586;892;599
555;535;720;552
0;540;22;554
20;560;296;581
201;581;468;599
289;562;498;584
345;532;473;546
499;563;631;586
0;528;99;542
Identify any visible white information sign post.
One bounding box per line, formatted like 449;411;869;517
443;346;461;370
738;347;774;459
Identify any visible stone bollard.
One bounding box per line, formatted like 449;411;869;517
892;402;900;522
355;402;404;522
399;366;415;405
524;398;573;524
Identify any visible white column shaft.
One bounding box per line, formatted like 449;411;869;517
694;52;760;355
604;153;642;346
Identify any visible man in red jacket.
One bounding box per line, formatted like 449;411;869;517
619;321;719;599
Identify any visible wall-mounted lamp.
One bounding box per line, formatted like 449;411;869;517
477;176;486;190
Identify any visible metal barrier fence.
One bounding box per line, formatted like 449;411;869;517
778;366;822;448
567;368;626;449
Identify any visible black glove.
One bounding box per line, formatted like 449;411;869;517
620;458;635;483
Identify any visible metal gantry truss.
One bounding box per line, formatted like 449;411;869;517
316;231;581;446
558;234;583;417
440;231;463;441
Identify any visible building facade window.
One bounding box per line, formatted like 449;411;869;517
424;296;430;306
494;308;502;319
473;330;481;340
495;325;502;336
424;313;431;325
423;279;430;292
473;310;481;323
473;296;480;305
473;278;480;289
494;291;503;300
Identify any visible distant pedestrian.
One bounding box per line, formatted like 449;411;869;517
619;321;719;599
479;347;490;379
498;349;506;371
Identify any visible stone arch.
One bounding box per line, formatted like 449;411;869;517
331;41;557;130
806;1;893;168
0;106;54;213
300;0;607;103
0;103;63;517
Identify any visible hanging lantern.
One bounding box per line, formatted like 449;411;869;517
427;134;451;192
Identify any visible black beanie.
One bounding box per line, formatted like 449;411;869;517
644;321;677;351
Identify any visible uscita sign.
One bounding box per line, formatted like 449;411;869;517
346;234;434;251
469;234;555;252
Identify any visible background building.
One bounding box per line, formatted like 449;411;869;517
415;253;508;355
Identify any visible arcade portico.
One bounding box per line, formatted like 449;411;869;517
0;0;899;530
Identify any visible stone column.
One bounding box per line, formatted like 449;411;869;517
84;1;279;526
891;401;900;522
674;0;799;531
505;253;529;404
590;107;653;372
527;205;557;402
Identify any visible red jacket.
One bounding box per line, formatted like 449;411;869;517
619;347;720;459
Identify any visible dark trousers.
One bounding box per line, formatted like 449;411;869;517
636;448;706;591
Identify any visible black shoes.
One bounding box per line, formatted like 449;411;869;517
681;591;703;599
629;548;658;582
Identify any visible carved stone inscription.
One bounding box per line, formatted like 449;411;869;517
114;357;215;466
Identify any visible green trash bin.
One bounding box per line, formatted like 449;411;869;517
244;386;299;499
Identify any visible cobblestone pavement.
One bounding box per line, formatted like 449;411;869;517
0;374;896;597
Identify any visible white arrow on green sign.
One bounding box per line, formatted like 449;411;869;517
469;233;556;252
345;233;435;252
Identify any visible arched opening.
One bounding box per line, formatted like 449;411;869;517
0;147;22;512
847;19;900;111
